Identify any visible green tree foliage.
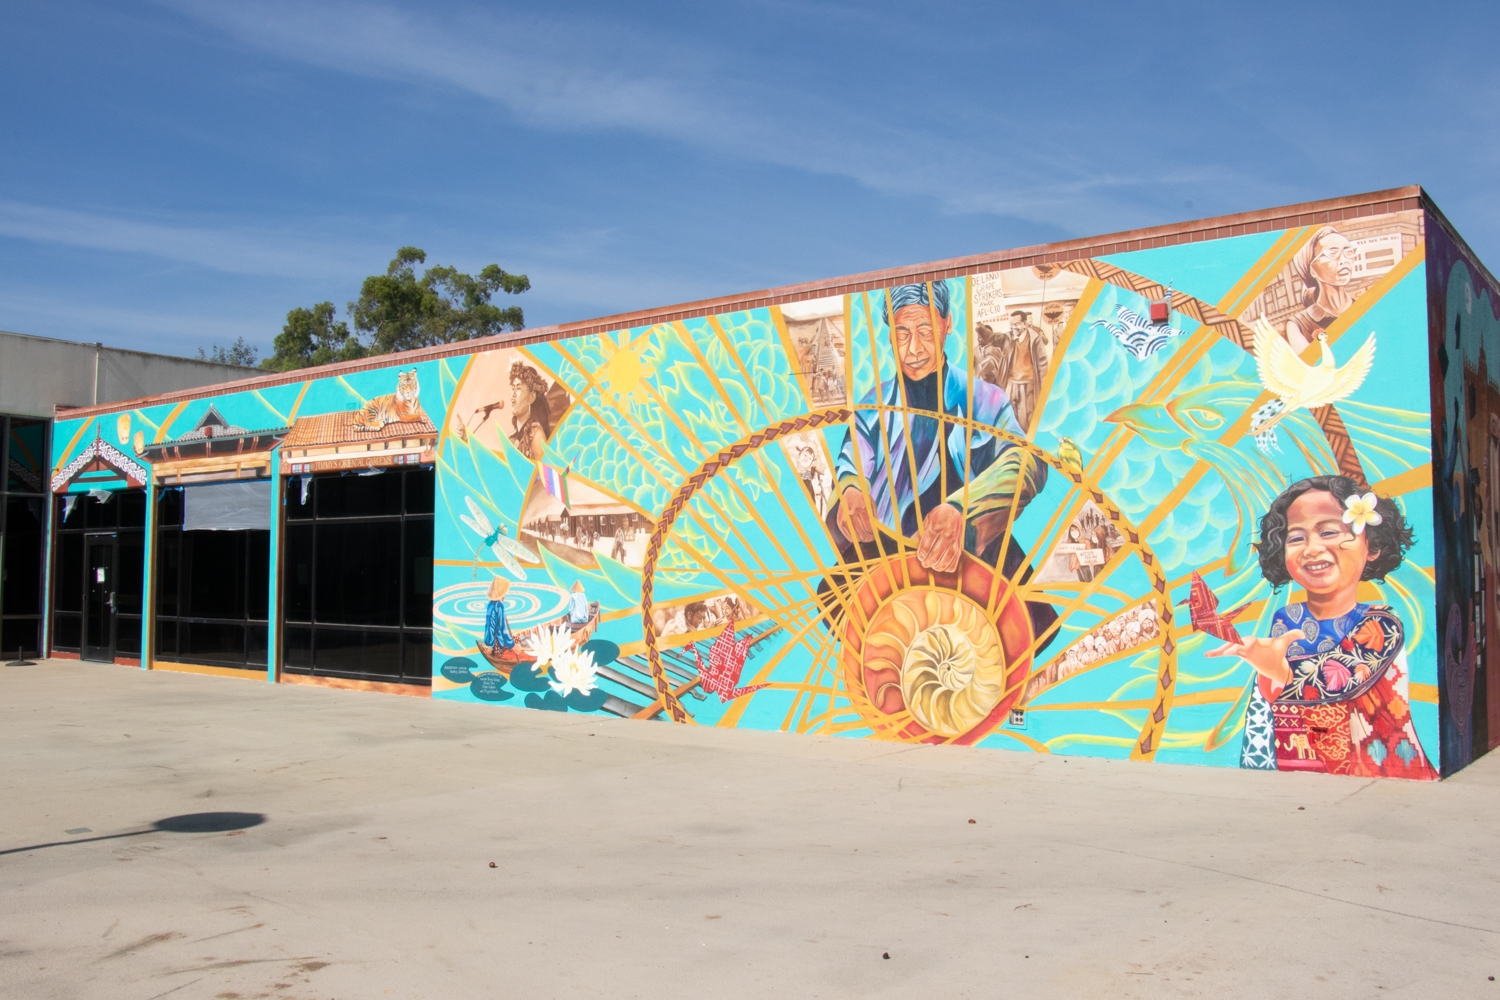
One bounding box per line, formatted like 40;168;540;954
350;247;531;354
196;337;260;367
260;302;368;372
259;248;530;371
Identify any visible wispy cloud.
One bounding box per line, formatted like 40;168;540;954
158;1;734;140
155;0;1263;235
0;200;383;280
0;289;270;351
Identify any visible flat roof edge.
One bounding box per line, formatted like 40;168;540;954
57;184;1427;419
1;329;258;373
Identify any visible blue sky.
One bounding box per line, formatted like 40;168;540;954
3;0;1498;360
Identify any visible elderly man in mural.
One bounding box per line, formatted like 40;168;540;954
829;280;1056;641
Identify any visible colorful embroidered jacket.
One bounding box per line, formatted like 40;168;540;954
1267;602;1396;704
1255;602;1435;780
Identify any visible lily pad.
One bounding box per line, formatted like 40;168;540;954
470;673;513;702
565;687;609;712
580;639;619;667
508;661;552;692
440;657;477;683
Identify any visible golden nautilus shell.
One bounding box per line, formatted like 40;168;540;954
842;552;1033;744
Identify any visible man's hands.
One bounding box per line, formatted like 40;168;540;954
837;486;875;543
915;503;963;572
837;486;964;573
1205;628;1305;691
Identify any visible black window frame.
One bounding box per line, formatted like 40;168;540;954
49;486;147;659
2;415;50;659
152;485;270;671
281;468;433;686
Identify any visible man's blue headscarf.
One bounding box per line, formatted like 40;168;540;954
882;280;950;326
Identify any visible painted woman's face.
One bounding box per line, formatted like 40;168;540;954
511;377;536;418
1283;490;1375;598
1310;232;1358;288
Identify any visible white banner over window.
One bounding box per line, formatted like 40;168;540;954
183;480;272;531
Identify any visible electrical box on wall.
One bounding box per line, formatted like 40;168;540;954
1149;285;1173;323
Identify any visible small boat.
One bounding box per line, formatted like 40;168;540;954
477;601;601;677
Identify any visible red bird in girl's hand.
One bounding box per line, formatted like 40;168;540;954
1180;570;1252;644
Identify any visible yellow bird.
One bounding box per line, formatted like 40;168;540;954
1057;437;1084;481
1251;317;1376;434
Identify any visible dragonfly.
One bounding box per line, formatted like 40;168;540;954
460;495;533;580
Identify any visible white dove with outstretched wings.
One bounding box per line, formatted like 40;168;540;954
1251;317;1376;432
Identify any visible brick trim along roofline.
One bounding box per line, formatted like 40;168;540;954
61;185;1427;419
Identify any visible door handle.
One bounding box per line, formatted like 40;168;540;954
108;592;117;613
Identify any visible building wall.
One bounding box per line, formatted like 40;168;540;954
1426;212;1500;773
47;206;1445;778
0;331;254;418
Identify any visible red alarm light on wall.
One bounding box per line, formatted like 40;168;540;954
1149;283;1174;324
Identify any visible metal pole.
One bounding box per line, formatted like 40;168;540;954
93;343;102;406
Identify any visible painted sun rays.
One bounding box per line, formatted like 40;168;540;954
526;320;864;723
427;228;1435;765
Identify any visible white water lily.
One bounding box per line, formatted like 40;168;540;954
1342;491;1383;534
548;646;600;697
524;625;574;669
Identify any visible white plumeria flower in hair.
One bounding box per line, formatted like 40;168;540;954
1342;491;1383;535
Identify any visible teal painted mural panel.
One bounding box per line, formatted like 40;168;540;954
46;207;1445;781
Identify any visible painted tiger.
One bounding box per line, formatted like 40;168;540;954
352;368;425;431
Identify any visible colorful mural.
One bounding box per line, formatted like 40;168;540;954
427;211;1440;776
46;207;1449;778
1427;216;1500;771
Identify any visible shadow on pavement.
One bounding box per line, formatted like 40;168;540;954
0;812;266;856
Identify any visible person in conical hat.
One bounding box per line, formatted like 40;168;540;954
568;579;590;624
484;576;514;650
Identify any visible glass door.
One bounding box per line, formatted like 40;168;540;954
83;534;116;662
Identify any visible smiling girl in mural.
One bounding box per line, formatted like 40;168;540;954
1209;476;1436;779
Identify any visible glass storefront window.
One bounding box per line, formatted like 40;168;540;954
279;469;433;685
3;417;48;658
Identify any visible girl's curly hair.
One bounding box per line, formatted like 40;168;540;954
1257;475;1414;589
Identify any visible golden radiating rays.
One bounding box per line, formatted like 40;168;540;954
616;245;1417;750
532;277;1208;747
598;330;656;408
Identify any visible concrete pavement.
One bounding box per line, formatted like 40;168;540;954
2;658;1498;999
